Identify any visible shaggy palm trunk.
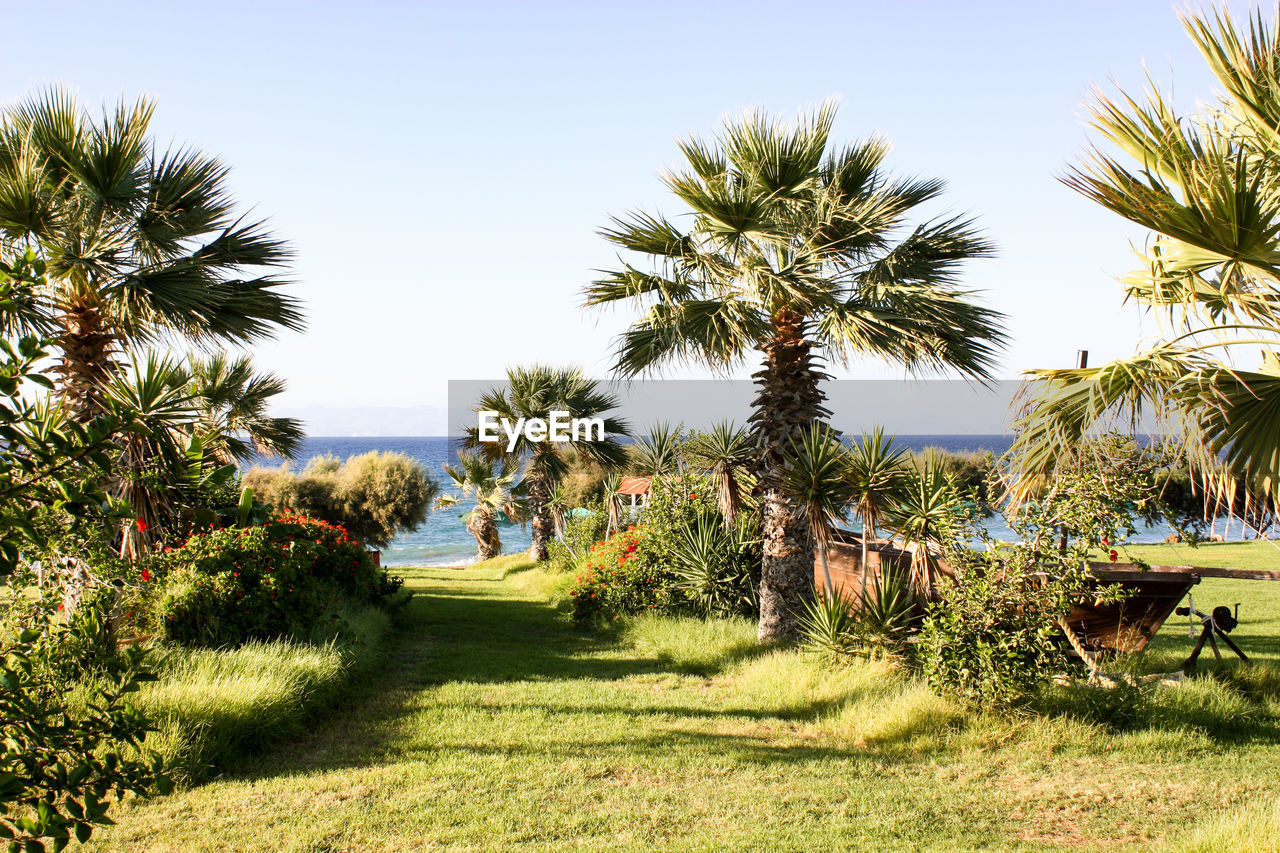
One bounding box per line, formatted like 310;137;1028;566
528;476;552;562
55;302;117;420
749;312;832;642
53;301;120;611
470;511;501;561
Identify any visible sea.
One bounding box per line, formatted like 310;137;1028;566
251;435;1239;567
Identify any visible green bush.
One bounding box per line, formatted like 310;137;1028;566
1;617;171;851
917;562;1065;707
566;475;763;622
243;451;438;549
149;511;402;647
547;502;606;573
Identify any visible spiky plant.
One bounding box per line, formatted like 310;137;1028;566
847;428;908;591
437;451;526;561
1010;7;1280;520
0;88;303;418
687;421;755;527
466;365;629;561
630;422;685;478
776;424;859;598
181;352;303;465
601;472;626;538
99;353;198;559
586;104;1004;640
884;457;961;600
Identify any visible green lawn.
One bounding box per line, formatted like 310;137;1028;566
87;554;1280;852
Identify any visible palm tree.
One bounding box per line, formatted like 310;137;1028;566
1010;7;1280;518
466;365;629;561
687;421;755;528
436;451;525;561
585;105;1005;640
884;457;960;600
777;424;859;598
182;351;303;465
0;88;302;418
847;428;908;591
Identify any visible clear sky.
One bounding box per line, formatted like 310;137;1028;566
3;0;1264;418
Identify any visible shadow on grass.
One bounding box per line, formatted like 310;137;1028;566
216;576;851;782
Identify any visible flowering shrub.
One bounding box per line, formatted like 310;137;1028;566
567;525;680;622
148;511;402;647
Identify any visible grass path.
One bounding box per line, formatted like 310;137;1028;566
89;559;1280;852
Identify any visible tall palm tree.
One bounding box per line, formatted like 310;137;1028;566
777;424;859;598
182;351;303;465
466;365;629;561
585;105;1004;640
847;428;908;591
687;421;755;528
436;451;525;561
0;88;303;418
1010;7;1280;517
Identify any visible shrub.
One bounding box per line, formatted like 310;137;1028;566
243;451;438;549
917;561;1066;707
547;502;606;573
148;511;402;647
567;526;680;622
1;619;171;851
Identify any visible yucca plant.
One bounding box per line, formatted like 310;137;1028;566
631;422;685;478
1010;7;1280;520
586;104;1004;640
669;510;760;617
847;428;908;591
853;566;917;654
687;421;755;528
777;424;859;597
885;457;962;600
797;592;858;659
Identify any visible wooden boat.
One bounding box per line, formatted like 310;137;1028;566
818;531;1280;661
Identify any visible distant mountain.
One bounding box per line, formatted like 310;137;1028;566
274;405;447;437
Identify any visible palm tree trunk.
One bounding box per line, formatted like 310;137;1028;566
750;311;832;642
860;515;872;603
55;301;118;420
470;511;501;561
818;542;833;598
528;477;552;561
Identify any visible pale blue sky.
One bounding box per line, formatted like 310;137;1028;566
4;1;1263;416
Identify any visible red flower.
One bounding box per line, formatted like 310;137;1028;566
1108;549;1119;562
135;517;148;532
140;569;152;582
56;603;64;611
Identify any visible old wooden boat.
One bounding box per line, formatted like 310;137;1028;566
817;530;1280;662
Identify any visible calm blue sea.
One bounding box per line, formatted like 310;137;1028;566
252;435;1226;567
